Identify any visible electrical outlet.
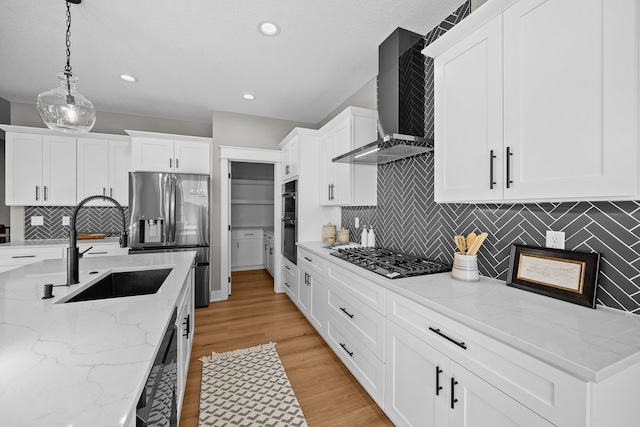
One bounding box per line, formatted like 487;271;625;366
62;216;70;226
31;216;44;226
355;217;360;228
546;230;565;249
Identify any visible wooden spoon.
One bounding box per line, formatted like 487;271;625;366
465;232;477;254
467;232;488;256
453;235;466;254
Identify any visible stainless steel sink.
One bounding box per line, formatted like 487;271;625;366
63;268;172;303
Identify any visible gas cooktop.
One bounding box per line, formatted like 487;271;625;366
329;247;451;279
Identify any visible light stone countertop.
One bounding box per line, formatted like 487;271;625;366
0;251;196;427
298;241;640;382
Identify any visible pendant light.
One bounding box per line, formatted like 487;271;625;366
37;0;96;134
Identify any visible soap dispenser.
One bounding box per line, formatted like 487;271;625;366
360;226;369;247
368;226;376;248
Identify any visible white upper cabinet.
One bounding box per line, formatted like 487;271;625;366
281;136;299;181
318;107;378;206
5;131;76;206
424;0;639;203
77;137;131;206
128;131;211;174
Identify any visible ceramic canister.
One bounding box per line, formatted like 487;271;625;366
451;253;479;281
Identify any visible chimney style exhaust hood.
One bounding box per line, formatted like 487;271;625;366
333;28;432;165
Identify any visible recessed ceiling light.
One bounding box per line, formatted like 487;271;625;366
258;21;280;36
119;74;138;83
243;93;256;100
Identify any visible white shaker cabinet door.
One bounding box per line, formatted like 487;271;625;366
77;138;109;201
6;133;43;205
108;140;131;206
174;140;210;174
502;0;638;200
43;135;77;206
433;15;504;203
131;137;174;172
448;362;553;427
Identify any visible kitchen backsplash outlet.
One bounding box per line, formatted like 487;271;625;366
24;206;129;240
342;0;640;314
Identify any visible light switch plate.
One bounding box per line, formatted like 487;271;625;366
355;217;360;228
31;216;44;226
62;216;70;226
545;230;565;249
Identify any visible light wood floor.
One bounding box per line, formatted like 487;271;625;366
179;269;393;427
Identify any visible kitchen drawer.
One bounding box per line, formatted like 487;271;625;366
281;256;297;302
231;229;262;240
326;310;385;407
326;280;385;360
326;260;385;314
0;247;62;267
386;291;588;426
297;248;325;276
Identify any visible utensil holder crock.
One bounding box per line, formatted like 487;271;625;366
451;253;480;281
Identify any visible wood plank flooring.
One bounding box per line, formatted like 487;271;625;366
179;269;394;427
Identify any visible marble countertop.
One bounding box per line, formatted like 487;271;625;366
298;241;640;382
0;251;196;427
0;237;122;248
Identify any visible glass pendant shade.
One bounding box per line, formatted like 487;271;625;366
37;71;96;134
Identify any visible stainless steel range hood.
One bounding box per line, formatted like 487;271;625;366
334;28;432;165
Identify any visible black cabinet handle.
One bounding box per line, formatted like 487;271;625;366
304;256;312;262
12;255;36;259
44;186;48;201
340;307;354;319
284;265;290;271
328;184;331;201
451;378;459;409
86;251;107;255
176;158;179;169
436;366;443;396
169;158;172;168
183;314;190;339
284;281;290;288
489;149;496;189
429;327;467;350
339;342;353;357
35;185;39;201
506;146;513;189
110;188;113;198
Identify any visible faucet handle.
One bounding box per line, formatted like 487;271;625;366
79;246;93;258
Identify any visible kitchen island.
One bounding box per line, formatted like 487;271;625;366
0;251;195;427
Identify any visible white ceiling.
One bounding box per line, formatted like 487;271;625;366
0;0;464;125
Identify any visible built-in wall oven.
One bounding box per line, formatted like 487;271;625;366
282;180;297;264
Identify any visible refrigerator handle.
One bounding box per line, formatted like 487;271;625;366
170;175;177;244
163;174;172;245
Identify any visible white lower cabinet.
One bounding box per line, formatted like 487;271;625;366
0;247;63;273
176;267;194;416
281;256;298;302
385;320;552;427
297;249;325;335
231;229;263;271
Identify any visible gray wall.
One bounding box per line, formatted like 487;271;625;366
210;111;313;292
316;77;377;128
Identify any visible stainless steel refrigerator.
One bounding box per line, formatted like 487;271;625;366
128;172;210;307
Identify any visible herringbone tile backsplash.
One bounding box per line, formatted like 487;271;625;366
24;206;129;240
343;1;640;314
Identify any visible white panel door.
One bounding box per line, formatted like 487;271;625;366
449;362;553;427
109;140;132;206
331;119;353;205
6;133;43;205
174;140;210;174
131;137;174;172
43;135;76;206
319;130;336;205
433;15;503;202
385;320;449;427
503;0;638;200
297;266;311;315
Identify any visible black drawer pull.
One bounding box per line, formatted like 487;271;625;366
489;149;496;189
86;251;107;255
506;146;513;189
284;265;290;271
451;378;459;409
429;327;467;350
340;307;354;319
12;255;36;259
436;366;443;396
339;342;353;357
183;314;190;339
284;281;290;288
304;256;312;262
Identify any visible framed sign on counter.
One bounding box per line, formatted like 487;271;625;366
506;244;601;308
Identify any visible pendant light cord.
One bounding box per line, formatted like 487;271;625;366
65;1;72;73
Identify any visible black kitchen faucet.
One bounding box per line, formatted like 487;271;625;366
66;195;128;285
